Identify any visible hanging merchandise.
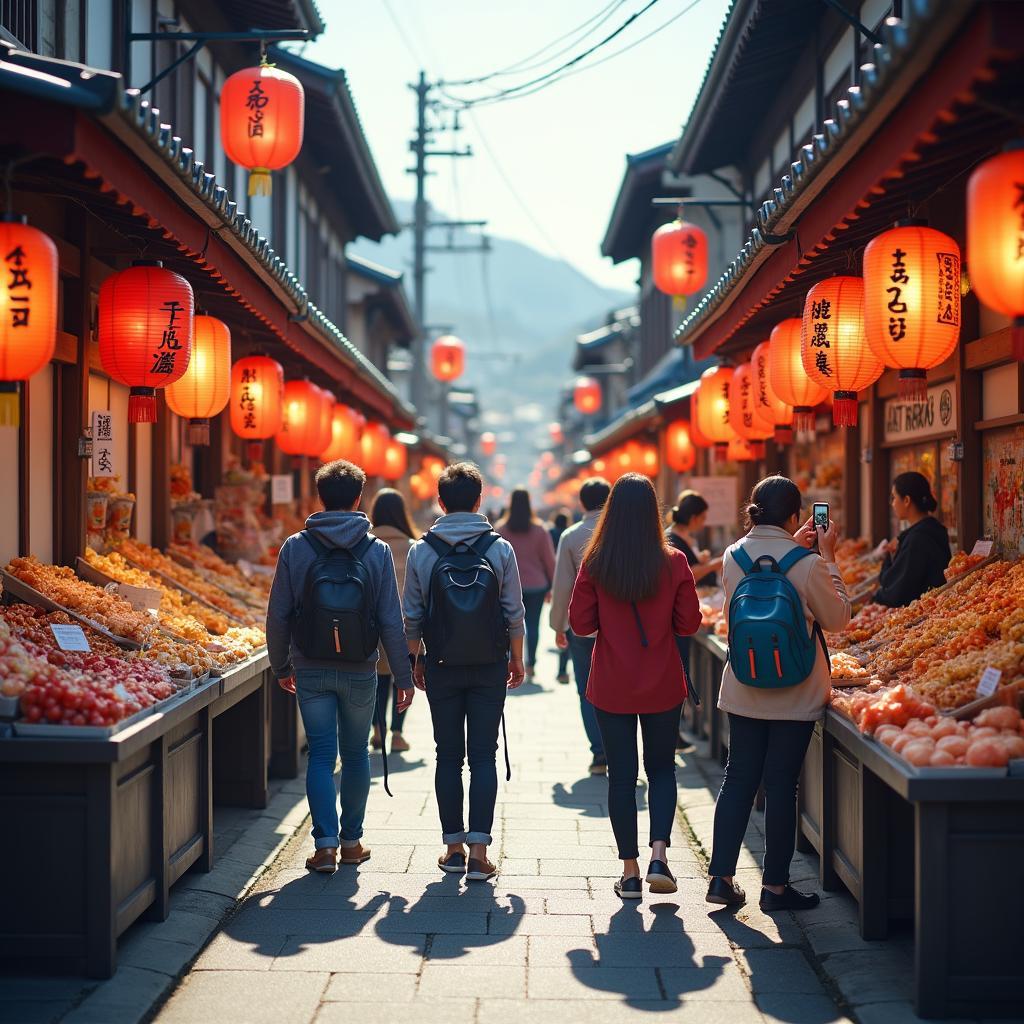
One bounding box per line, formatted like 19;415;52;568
967;143;1024;359
767;319;828;433
728;361;773;459
651;217;708;304
573;375;602;415
750;340;794;443
479;431;497;456
276;380;325;457
864;221;961;399
165;315;231;444
359;421;390;476
320;404;364;463
695;364;736;460
0;215;57;426
220;58;305;196
230;354;284;461
98;261;194;423
431;335;466;382
665;420;696;473
382;438;408;482
801;277;883;427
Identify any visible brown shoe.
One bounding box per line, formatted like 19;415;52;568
305;848;337;873
466;856;497;882
391;732;410;753
339;842;372;865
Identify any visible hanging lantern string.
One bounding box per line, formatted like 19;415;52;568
3;154;46;216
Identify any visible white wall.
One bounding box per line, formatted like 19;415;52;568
86;0;114;69
28;365;54;562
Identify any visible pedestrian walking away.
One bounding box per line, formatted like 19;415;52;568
707;475;850;912
369;487;420;753
569;473;702;900
549;509;572;684
266;460;414;875
404;462;526;882
549;475;611;775
497;488;555;684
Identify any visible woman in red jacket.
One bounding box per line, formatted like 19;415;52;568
569;473;702;898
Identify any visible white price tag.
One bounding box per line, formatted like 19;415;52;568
271;474;294;505
49;624;91;652
977;667;1002;697
115;582;163;611
971;539;994;557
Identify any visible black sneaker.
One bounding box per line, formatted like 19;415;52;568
706;876;746;906
759;885;820;912
645;860;677;894
588;755;608;775
614;875;642;899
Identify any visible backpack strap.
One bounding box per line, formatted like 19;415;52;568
777;545;817;575
731;545;755;575
300;530;329;557
470;531;501;557
422;531;452;558
351;533;376;560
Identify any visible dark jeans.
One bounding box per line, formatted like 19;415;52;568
566;631;603;757
709;713;816;886
522;587;547;667
594;703;682;859
557;646;570;677
425;660;507;846
374;672;407;733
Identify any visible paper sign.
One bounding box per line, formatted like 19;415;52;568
49;624;91;652
90;410;117;478
271;474;294;505
115;583;163;611
687;476;739;528
977;667;1002;697
883;384;957;443
971;539;994;557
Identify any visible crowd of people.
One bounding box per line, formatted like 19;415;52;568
266;457;949;903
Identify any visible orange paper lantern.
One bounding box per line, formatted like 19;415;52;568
696;365;736;459
479;431;497;457
423;455;446;482
967;144;1024;360
311;387;335;458
165;315;231;445
220;61;304;197
0;216;57;427
549;422;564;444
320;404;363;463
431;335;465;382
635;440;660;478
276;380;324;457
99;261;194;423
382;439;408;482
864;222;961;399
665;420;696;473
727;437;756;462
573;376;602;415
751;340;794;444
360;422;390;476
652;219;708;299
767;319;828;433
230;354;284;461
728;362;772;459
801;277;883;427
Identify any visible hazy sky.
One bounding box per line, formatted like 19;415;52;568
297;0;732;290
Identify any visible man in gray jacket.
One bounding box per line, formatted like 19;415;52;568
403;462;525;882
549;476;610;775
267;459;413;874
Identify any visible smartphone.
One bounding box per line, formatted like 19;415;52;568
813;502;830;551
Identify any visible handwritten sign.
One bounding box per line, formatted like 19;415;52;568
971;539;994;557
687;476;739;528
883;384;957;443
977;667;1002;698
90;410;117;478
49;624;91;652
271;474;294;505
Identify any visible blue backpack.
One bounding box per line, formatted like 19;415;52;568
727;545;829;688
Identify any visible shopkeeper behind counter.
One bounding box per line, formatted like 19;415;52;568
873;471;951;608
667;491;722;586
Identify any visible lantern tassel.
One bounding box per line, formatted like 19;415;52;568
750;441;766;459
715;443;729;463
832;391;859;428
672;295;688;313
775;425;793;445
128;388;157;424
0;382;19;427
248;168;272;196
898;370;928;402
793;407;816;434
187;418;210;446
1013;317;1024;362
247;441;265;463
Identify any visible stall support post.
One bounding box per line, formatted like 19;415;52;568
149;733;171;922
914;801;950;1018
84;763;116;979
843;417;861;538
956;341;982;550
198;704;214;871
152;395;171;549
859;765;890;939
819;726;842;892
867;389;889;543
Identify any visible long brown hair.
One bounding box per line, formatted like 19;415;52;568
370;488;419;539
498;488;537;533
583;473;670;603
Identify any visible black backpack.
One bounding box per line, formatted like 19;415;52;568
294;531;379;662
423;531;509;666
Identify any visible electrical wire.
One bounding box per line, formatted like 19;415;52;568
380;0;430;70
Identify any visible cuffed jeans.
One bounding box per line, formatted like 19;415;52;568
522;587;547;667
296;667;377;850
594;703;682;860
425;660;507;845
375;672;408;733
566;631;603;757
709;713;816;886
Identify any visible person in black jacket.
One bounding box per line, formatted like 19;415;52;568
873;472;951;607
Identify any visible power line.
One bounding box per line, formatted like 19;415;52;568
380;0;429;69
440;0;665;109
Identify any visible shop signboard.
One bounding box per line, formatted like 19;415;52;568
90;410;117;478
271;474;294;505
883;384;957;444
688;475;739;528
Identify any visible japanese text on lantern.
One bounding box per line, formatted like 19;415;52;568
152;300;184;375
91;410;116;478
810;298;833;377
5;242;31;328
682;232;696;277
246;78;267;138
936;251;960;326
239;367;257;430
741;374;753;429
887;247;909;342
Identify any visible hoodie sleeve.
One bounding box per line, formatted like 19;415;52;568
375;542;412;689
548;529;576;634
266;535;296;679
402;541;427;642
568;564;599;637
539;524;556;588
498;541;527;638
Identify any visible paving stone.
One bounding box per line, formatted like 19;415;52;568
825;949;913;1005
193;933;287;970
740;949;826;995
489;912;592;936
117;937;198;977
757;993;855;1023
853;1001;975;1024
315;1000;477;1023
804;920;875;955
527;965;661;1000
659;964;751;1002
528;934;599;966
480;1000;765;1024
62;966;174;1024
321;973;418;1002
272;935;425;972
595;932;734;968
417;964;526;999
491;874;591;890
157;971;327;1024
426;934;528;965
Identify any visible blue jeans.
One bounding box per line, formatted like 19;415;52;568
566;631;603;758
522;587;547;667
296;667;378;850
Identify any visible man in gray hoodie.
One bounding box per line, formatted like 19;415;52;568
403;462;526;881
267;459;413;874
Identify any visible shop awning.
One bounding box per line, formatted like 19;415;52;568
347;255;417;346
601;142;673;265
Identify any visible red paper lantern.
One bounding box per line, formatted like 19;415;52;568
751;340;794;444
320;404;363;463
728;362;772;459
423;455;446;482
276;380;324;457
479;431;497;457
967;144;1024;360
549;422;564;444
360;422;389;476
652;219;708;299
220;61;304;196
573;376;602;415
695;365;736;460
864;222;961;399
665;420;696;473
230;354;284;461
312;387;335;458
382;439;408;482
767;319;828;433
98;261;194;423
635;440;660;478
0;216;57;427
165;315;231;445
727;437;756;462
431;335;465;382
801;277;883;427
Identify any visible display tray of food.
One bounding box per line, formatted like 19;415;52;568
166;541;271;608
